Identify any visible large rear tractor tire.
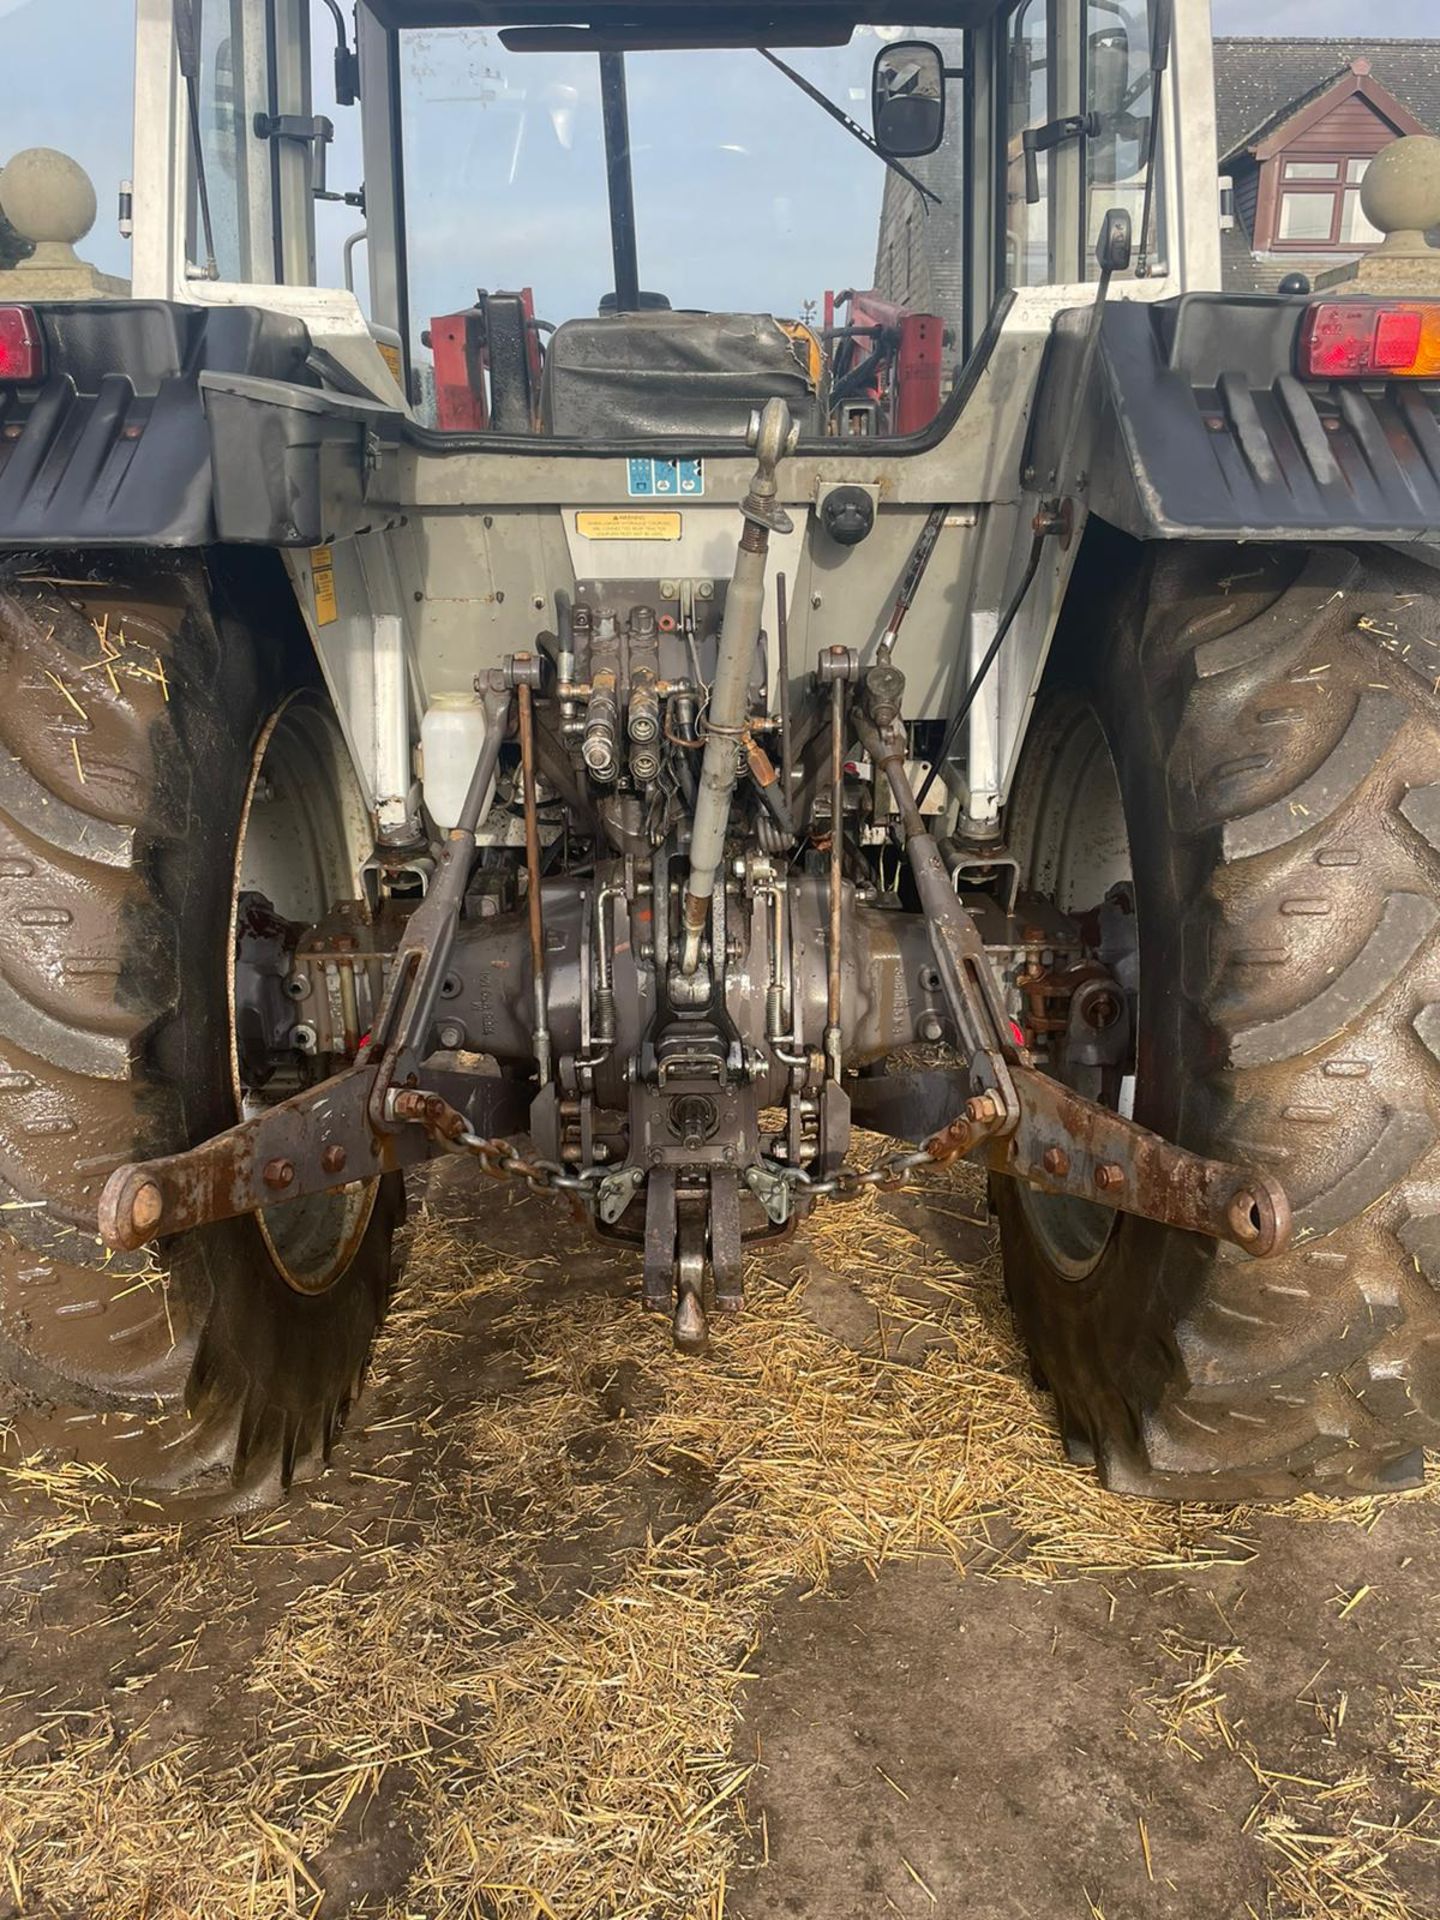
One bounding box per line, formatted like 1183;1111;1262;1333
997;539;1440;1499
0;555;399;1508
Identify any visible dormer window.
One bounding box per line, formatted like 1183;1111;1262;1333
1276;157;1383;249
1215;49;1431;278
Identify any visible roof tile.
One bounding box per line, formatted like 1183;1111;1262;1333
1214;38;1440;160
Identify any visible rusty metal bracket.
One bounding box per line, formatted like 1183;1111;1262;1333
99;1063;416;1252
98;1066;531;1253
923;1069;1290;1259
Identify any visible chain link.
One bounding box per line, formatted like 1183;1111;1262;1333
457;1133;937;1207
457;1133;606;1196
453;1136;937;1204
781;1148;937;1202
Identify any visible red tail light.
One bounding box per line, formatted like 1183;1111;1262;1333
1300;301;1440;380
0;306;43;383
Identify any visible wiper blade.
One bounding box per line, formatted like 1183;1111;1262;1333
758;49;941;210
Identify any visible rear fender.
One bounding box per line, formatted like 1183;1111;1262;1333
1030;293;1440;543
0;301;402;548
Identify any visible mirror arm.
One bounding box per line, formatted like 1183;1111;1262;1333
758;49;941;209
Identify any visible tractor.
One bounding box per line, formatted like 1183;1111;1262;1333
2;0;1439;1509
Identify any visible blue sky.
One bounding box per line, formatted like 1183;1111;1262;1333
1213;0;1439;26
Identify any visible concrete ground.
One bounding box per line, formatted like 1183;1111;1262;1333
0;1156;1436;1919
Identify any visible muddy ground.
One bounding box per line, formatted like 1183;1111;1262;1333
0;1157;1436;1919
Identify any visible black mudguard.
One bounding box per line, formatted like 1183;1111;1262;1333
0;301;402;548
1030;293;1440;543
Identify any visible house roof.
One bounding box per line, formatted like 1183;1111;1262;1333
1214;38;1440;163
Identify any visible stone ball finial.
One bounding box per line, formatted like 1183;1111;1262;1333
1361;135;1440;257
0;148;97;256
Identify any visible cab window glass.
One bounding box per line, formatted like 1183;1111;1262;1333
1005;0;1052;287
197;0;253;282
1085;2;1154;277
1003;0;1156;288
397;24;966;440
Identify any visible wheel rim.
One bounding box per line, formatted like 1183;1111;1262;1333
229;693;378;1295
1012;698;1137;1282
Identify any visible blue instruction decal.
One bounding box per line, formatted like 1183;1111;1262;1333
628;457;704;498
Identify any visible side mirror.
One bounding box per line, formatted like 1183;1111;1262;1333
1096;207;1133;276
872;40;946;160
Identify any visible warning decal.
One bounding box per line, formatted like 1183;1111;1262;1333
311;546;339;625
575;511;683;541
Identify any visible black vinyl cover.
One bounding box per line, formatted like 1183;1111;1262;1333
541;310;819;439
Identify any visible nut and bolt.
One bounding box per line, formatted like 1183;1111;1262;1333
1082;991;1121;1030
916;1011;944;1044
1093;1162;1126;1194
263;1157;296;1191
1041;1146;1070;1179
965;1092;1002;1126
130;1180;164;1236
321;1145;348;1176
437;1020;467;1050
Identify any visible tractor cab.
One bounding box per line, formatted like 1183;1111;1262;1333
67;0;1175;451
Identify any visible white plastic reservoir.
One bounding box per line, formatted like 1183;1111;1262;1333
421;692;495;831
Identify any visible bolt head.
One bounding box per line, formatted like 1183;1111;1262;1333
1094;1162;1125;1193
917;1012;944;1044
1083;992;1121;1031
321;1145;347;1175
130;1179;164;1237
262;1157;296;1191
1041;1146;1069;1179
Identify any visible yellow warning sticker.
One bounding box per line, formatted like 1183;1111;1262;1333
311;545;338;625
575;510;683;541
